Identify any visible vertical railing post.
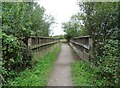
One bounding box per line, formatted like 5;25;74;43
28;37;32;47
89;37;93;61
28;37;32;53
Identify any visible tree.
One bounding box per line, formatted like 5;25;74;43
2;2;54;45
62;14;81;41
2;1;55;83
77;2;119;86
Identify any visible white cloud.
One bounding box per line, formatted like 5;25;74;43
37;0;80;36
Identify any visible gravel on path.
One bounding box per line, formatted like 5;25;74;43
48;43;74;86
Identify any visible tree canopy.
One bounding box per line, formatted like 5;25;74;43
62;14;81;41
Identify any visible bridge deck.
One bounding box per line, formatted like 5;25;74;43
48;43;74;86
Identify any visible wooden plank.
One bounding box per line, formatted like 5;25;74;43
70;43;83;59
70;35;93;60
72;35;91;39
70;40;90;50
30;41;59;50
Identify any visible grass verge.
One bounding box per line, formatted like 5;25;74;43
5;44;61;86
72;60;108;86
71;45;108;86
72;60;95;86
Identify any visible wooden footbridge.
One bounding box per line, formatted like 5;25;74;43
0;35;93;86
28;35;93;61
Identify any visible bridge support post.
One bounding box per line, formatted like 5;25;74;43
89;37;93;61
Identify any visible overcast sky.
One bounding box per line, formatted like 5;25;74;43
37;0;80;36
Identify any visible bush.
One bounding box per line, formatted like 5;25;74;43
4;44;61;86
72;60;108;86
94;39;119;86
2;33;32;83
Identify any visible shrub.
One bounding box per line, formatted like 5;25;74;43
2;33;32;83
94;39;119;86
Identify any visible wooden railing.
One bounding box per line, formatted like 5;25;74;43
28;36;60;53
70;35;93;61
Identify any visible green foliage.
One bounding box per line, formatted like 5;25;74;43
2;33;32;83
62;15;81;41
4;45;60;86
2;2;54;40
0;29;2;37
2;2;31;38
2;1;54;83
31;4;54;36
94;39;119;85
72;60;108;86
53;34;65;39
77;2;119;86
66;2;119;86
72;61;93;86
2;33;21;81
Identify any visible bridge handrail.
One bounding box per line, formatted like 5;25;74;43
70;35;93;61
72;35;91;39
28;36;60;51
70;40;90;50
30;41;59;50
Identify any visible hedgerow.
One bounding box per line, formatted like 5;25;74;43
2;2;54;83
63;2;119;86
2;33;32;83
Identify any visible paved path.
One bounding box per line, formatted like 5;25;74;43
48;43;74;86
